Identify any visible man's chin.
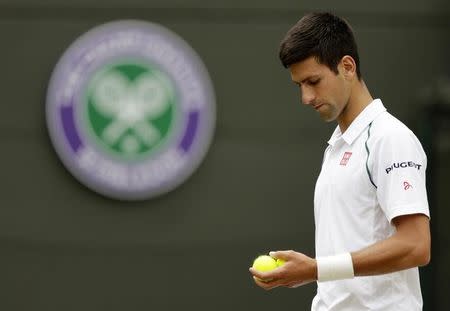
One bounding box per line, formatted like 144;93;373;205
318;113;336;123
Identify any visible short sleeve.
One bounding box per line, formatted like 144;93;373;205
371;128;430;222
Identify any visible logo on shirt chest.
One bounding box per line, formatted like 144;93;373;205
339;152;353;166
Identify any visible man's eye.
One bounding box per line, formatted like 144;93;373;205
309;79;320;85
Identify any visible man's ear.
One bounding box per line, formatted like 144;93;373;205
340;55;357;80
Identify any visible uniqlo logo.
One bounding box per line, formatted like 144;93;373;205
340;152;352;166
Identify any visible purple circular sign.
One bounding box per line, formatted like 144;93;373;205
46;20;216;200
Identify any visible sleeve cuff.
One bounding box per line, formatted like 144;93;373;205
386;203;430;223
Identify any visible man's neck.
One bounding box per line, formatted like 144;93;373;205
338;80;373;133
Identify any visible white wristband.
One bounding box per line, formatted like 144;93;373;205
316;252;354;282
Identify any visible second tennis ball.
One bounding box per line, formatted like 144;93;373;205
276;258;286;267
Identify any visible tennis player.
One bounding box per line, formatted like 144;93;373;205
249;12;431;311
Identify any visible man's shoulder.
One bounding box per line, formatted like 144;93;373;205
370;111;414;140
368;111;425;156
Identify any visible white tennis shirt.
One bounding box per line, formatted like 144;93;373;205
311;99;430;311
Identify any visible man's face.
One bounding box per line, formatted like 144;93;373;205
289;56;351;122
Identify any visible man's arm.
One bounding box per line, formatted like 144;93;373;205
249;213;430;290
351;213;430;276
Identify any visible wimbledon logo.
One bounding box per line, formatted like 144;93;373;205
46;20;216;200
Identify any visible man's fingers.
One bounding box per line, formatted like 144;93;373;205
249;267;278;281
253;276;281;290
269;250;296;260
251;266;304;290
253;276;302;290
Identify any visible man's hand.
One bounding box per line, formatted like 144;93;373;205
249;250;317;290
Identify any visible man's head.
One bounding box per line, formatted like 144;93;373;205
279;12;361;79
279;13;365;124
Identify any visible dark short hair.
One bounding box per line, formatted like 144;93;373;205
279;12;361;79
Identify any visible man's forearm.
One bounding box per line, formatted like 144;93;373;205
351;235;428;276
350;214;430;277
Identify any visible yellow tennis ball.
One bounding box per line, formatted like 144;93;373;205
252;255;278;272
276;258;286;267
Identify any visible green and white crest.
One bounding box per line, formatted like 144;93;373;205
85;63;177;159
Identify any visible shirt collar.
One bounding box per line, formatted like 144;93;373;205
327;98;386;146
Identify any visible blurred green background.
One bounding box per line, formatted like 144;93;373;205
1;0;449;310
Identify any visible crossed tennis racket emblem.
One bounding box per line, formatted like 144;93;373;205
90;70;173;151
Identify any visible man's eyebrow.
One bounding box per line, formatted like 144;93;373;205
292;75;320;85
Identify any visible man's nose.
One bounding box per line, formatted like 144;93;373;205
301;87;315;105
